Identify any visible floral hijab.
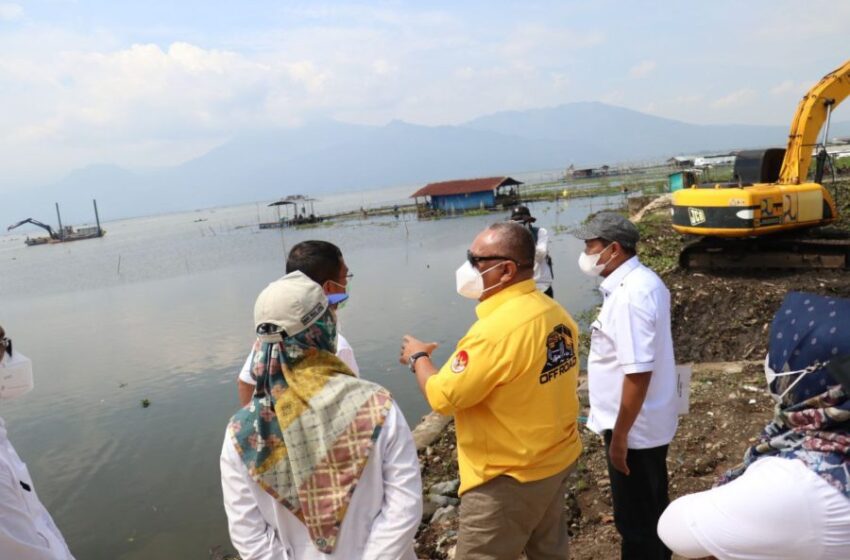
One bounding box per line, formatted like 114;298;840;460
718;292;850;498
228;309;393;552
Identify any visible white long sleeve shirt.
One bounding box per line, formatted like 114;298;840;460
532;226;553;291
0;417;75;560
220;402;422;560
238;333;360;385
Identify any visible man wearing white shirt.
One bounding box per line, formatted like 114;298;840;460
0;327;76;560
510;206;554;297
237;240;360;406
573;213;677;560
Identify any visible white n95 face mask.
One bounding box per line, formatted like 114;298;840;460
455;261;504;300
0;351;34;400
763;353;820;404
578;244;616;277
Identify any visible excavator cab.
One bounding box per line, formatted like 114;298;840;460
732;148;786;185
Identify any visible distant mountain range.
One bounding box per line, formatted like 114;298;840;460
7;102;850;225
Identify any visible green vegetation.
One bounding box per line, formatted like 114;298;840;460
524;179;666;203
462;208;492;217
635;211;683;274
831;179;850;229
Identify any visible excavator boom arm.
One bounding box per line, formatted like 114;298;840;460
779;58;850;184
7;218;58;239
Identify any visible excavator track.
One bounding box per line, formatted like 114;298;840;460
680;228;850;270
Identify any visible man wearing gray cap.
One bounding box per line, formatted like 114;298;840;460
573;212;677;560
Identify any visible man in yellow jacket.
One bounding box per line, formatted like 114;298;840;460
401;221;582;560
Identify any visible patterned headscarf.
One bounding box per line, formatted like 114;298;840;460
718;292;850;498
228;308;393;552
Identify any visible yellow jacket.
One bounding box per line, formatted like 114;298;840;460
426;280;582;494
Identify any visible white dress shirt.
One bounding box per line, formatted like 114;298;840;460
220;402;422;560
586;256;679;449
532;226;553;292
0;417;75;560
238;333;360;385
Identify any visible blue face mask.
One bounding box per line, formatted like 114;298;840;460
326;280;349;310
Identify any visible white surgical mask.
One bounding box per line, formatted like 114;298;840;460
578;244;616;277
0;351;34;400
455;260;505;300
763;353;822;404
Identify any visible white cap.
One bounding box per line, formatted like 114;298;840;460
254;271;329;339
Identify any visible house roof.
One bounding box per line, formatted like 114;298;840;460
410;176;522;198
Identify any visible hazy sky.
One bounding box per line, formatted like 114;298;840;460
1;0;849;189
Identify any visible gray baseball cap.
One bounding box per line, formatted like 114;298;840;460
571;212;640;249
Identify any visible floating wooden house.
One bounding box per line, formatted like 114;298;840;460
411;176;522;218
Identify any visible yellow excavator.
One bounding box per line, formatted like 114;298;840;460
672;58;850;268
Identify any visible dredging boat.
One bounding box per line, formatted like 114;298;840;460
8;200;106;246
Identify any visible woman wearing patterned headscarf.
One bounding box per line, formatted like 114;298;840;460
658;292;850;560
220;272;421;559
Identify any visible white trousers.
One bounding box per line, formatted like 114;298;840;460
657;457;850;560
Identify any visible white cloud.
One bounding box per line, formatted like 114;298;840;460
601;90;625;105
629;60;656;79
770;80;814;96
711;88;757;108
0;11;604;188
0;3;23;21
770;80;795;95
672;94;704;105
499;24;605;60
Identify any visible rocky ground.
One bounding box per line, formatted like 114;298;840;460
415;361;772;560
414;187;850;559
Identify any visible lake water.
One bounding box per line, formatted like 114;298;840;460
0;186;625;559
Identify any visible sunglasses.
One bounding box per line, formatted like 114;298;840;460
466;250;516;267
467;250;534;270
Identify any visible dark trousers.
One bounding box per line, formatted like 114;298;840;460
603;430;672;560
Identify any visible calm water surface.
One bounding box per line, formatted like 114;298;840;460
0;187;624;559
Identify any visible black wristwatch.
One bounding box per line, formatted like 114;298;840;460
408;351;430;373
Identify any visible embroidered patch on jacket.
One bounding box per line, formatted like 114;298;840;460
539;324;577;384
451;350;469;373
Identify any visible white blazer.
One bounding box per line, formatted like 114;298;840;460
221;403;422;560
0;417;75;560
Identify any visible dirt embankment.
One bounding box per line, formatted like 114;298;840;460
414;193;850;559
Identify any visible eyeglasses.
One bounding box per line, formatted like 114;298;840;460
467;251;533;269
329;272;353;290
